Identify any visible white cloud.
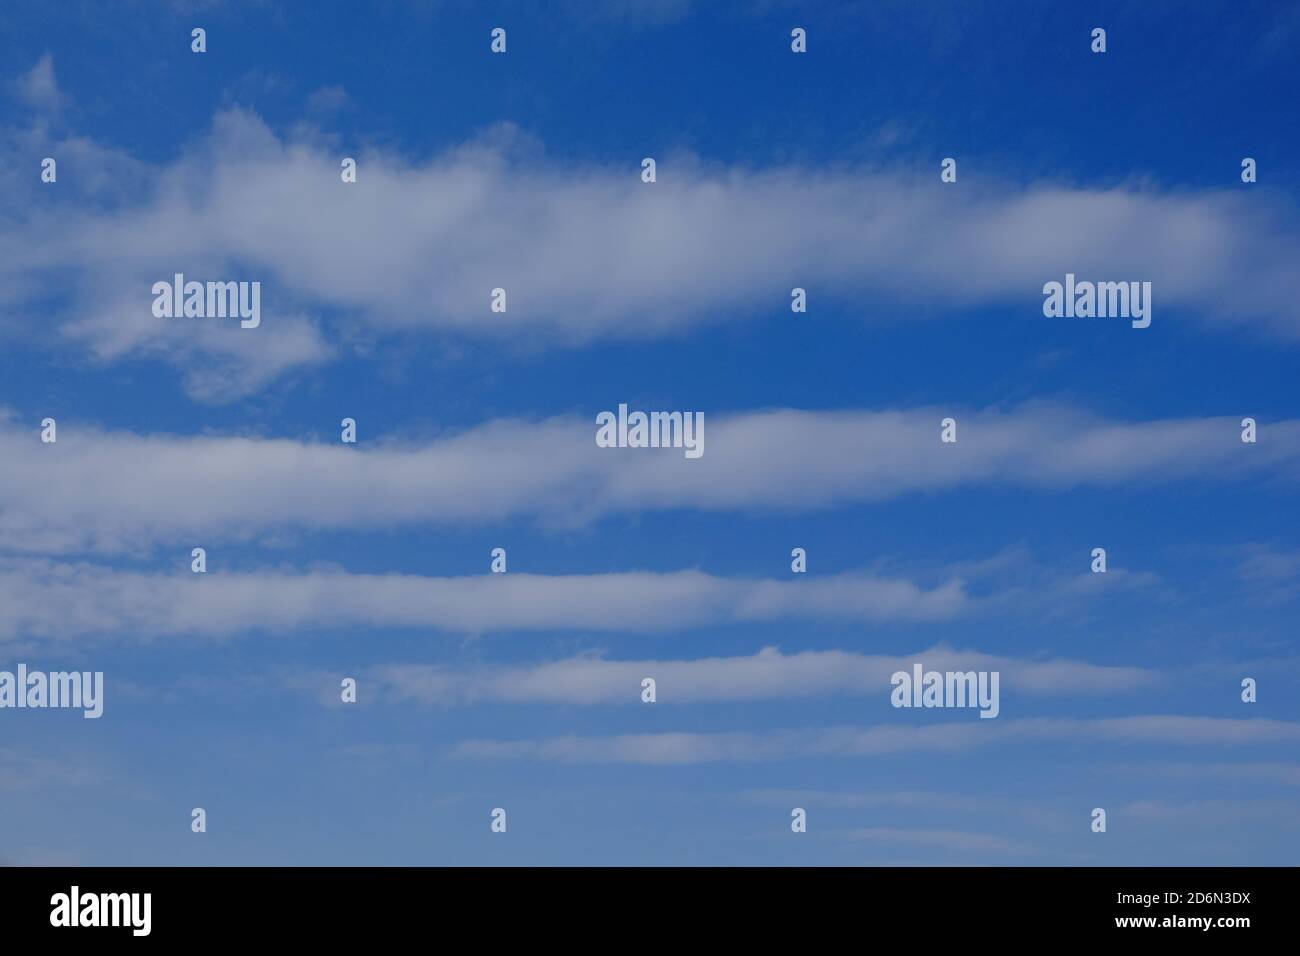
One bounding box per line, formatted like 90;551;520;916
1116;761;1300;787
0;746;98;791
1235;544;1300;604
453;716;1300;764
12;54;63;112
849;827;1034;855
356;646;1152;706
305;85;352;115
1121;798;1300;826
3;108;1300;394
0;404;1294;553
0;559;967;641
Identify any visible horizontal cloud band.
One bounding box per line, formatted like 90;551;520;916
0;559;969;641
4;109;1300;396
353;646;1153;706
453;716;1300;764
0;404;1294;552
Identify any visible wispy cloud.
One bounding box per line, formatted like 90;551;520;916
4;107;1300;394
11;53;63;113
0;404;1292;553
1121;798;1300;827
336;646;1154;706
0;558;970;641
1109;761;1300;787
1235;544;1300;604
454;716;1300;764
849;827;1035;856
0;746;99;791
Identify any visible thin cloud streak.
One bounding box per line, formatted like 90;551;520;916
453;716;1300;764
0;559;968;641
0;404;1293;553
354;646;1153;706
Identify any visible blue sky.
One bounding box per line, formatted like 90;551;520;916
0;0;1298;865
